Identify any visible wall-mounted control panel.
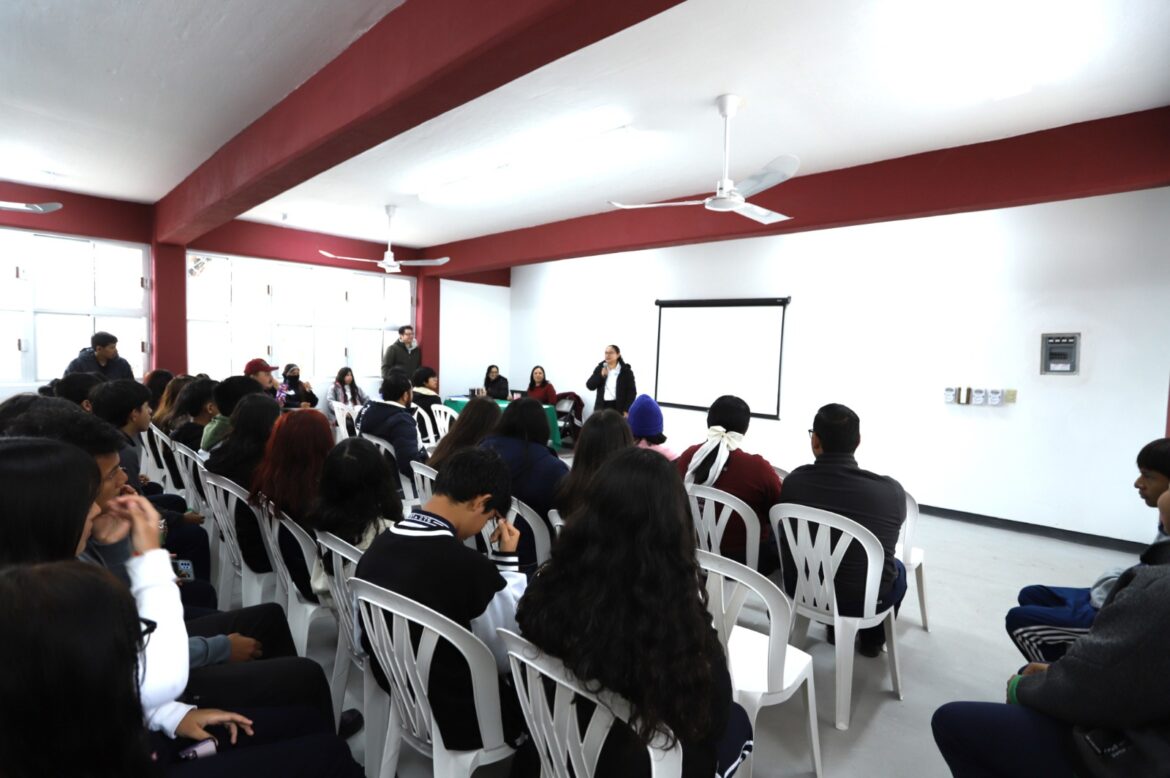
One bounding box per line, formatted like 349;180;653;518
1041;333;1080;375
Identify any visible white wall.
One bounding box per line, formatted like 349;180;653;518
510;187;1170;543
439;279;512;398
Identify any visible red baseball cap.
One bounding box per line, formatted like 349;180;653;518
244;358;278;375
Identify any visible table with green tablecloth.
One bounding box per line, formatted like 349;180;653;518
443;396;561;448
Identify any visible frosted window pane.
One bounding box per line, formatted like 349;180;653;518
231;324;272;376
30;235;94;310
350;329;384;378
186;255;232;321
312;271;350;323
187;321;233;379
94;244;145;309
271;265;316;325
95;315;147;377
314;327;349;386
0;254;33;310
229;260;273;324
347;275;385;327
385;278;413;329
273;325;314;377
36;313;93;381
0;312;25;382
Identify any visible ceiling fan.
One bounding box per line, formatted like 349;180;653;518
609;94;798;225
0;201;63;214
318;205;450;273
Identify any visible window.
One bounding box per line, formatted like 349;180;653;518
0;227;150;387
185;253;414;385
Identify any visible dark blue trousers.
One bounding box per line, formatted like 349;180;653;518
932;701;1077;777
1005;585;1096;662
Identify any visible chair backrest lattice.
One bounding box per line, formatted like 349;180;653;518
769;504;886;620
351;578;509;759
317;531;366;664
203;473;255;571
685;484;760;572
256;497;295;602
510;497;553;565
498;629;683;778
896;492;919;563
361;432;418;506
410;461;437;504
171;441;209;514
431;404;459;437
414;407;439;448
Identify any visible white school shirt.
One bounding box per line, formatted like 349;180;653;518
604;362;621;401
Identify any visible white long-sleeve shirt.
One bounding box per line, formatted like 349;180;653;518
128;549;193;738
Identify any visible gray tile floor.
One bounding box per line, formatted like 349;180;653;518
306;512;1139;777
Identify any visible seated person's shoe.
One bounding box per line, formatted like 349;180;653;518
338;708;364;740
858;641;883;658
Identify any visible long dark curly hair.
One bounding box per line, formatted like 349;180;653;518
517;446;720;746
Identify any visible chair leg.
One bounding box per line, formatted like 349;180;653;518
328;638;350;726
289;600;310;657
216;553;235;611
884;611;904;700
363;673;389;778
380;701;403;778
732;694;762;778
915;562;930;632
804;670;823;778
833;620;858;730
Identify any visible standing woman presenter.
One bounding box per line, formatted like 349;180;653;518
586;344;636;414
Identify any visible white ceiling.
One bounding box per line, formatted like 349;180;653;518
0;0;402;202
2;0;1168;249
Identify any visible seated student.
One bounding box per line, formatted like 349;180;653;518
482;364;510;400
553;408;633;520
627;393;679;460
279;364;318;409
153;374;195;434
202;375;265;452
354;371;426;477
0;421;358;743
144;368;176;412
89;379;210;580
307;437;400;604
249;409;334;603
933;563;1170;777
526;365;557;405
327;366;368;430
481;398;569;566
779;403;906;657
54;370;107;411
519;447;750;778
426;396;502;471
206;394;282;576
244;358;280;396
676;395;783;575
355;447;528;752
0;561;363;777
411;366;442;431
1006;438;1170;662
170;378;219;452
64;330;135;380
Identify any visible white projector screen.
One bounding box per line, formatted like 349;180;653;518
654;298;788;418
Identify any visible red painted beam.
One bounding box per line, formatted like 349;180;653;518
151;242;188;373
0;180;152;244
419;106;1170;275
416;276;441;378
154;0;685;245
189;219;420;276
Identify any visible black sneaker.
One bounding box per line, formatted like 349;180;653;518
858;642;883;658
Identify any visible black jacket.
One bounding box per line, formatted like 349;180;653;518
585;361;636;413
65;347;135;380
381;340;421;380
355;400;426;476
484;376;510;400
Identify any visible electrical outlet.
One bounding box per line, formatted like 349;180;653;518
1005;389;1018;403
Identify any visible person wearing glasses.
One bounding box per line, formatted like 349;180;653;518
777;403;907;658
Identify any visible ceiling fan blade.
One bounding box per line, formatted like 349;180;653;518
734;202;791;225
735;154;800;198
318;249;381;263
608;200;706;210
0;201;63;214
397;257;450;267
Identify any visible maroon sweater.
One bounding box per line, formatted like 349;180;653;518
526;383;557;405
675;445;783;556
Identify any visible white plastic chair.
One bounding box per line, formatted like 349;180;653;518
698;550;821;777
141;424;172;491
171;441;211;517
350;577;516;778
431;403;459;437
331;401;357;443
202;472;278;610
273;505;335;657
896;492;929;631
769;504;904;730
410;461;437;503
547;508;566;537
773;466;790;480
497;629;684;777
414;407;439;451
686;484;761;572
254;496;293;609
361;433;419;514
510;497;554;565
